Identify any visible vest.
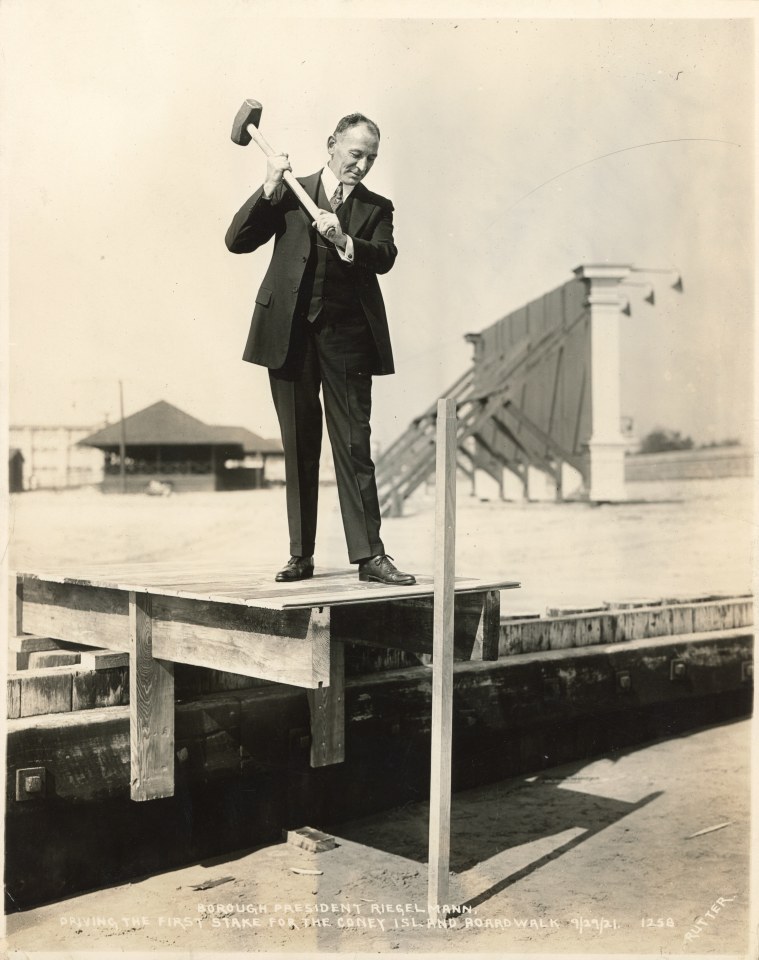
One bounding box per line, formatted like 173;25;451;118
305;179;365;324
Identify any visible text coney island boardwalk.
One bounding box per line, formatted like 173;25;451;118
12;563;519;797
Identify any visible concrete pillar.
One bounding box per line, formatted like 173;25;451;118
574;264;631;502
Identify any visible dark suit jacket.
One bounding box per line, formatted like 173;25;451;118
225;170;397;375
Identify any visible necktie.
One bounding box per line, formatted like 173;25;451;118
330;183;343;211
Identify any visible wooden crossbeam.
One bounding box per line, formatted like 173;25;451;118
379;385;520;513
375;367;476;507
498;401;586;472
375;294;593;515
471;430;512;470
486;420;558;478
376;433;435;497
394;367;473;435
490;408;535;458
379;447;437;511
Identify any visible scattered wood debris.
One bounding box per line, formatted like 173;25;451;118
287;826;336;853
685;821;734;839
190;875;235;891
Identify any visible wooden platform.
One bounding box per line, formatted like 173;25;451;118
12;564;519;801
14;562;517;609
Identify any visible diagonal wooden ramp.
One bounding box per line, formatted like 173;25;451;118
375;282;591;514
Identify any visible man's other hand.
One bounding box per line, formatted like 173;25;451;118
313;210;347;249
263;153;291;196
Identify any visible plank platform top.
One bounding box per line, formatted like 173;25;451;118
14;564;520;611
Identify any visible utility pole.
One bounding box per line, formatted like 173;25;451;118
119;381;127;494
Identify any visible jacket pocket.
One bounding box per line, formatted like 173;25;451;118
255;287;272;307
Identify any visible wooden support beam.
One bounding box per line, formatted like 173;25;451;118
9;635;68;654
6;664;129;718
489;412;557;476
129;592;175;801
150;596;331;688
499;401;586;473
471;431;510;470
78;650;130;670
428;397;457;916
27;651;81;669
307;611;345;767
10;635;68;671
7;666;73;718
376;367;474;477
8;677;21;719
332;591;503;661
21;579;130;651
491;411;535;461
15;576;24;635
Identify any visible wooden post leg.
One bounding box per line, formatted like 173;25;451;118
472;589;501;661
428;397;457;917
307;637;345;768
129;592;175;801
306;608;343;767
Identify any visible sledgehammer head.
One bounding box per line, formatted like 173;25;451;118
231;99;263;145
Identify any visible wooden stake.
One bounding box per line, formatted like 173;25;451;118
428;397;457;916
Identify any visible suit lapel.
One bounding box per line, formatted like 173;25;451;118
299;172;376;235
347;183;375;237
299;171;323;219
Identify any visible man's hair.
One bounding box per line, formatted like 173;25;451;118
333;113;380;140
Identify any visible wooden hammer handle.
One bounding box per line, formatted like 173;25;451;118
245;124;322;221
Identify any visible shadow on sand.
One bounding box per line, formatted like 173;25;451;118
335;753;662;912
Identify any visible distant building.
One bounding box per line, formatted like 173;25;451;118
78;400;284;494
9;425;105;490
8;448;24;493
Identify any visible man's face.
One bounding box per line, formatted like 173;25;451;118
327;123;379;186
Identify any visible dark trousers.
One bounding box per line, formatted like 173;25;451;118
269;310;384;564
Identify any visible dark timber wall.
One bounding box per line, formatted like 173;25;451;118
5;599;754;910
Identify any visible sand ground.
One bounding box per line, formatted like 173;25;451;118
4;476;756;957
5;719;752;956
6;475;754;612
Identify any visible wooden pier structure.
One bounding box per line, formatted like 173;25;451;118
13;565;519;802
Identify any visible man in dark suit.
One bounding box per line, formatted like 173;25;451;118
226;113;415;586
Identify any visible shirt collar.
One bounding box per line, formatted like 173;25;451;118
321;165;355;202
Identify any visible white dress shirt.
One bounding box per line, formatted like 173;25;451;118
320;166;354;263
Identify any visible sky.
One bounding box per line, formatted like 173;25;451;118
2;2;754;449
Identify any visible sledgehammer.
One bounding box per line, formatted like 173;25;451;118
231;99;322;221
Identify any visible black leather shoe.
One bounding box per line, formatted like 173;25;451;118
358;555;416;586
275;556;314;582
